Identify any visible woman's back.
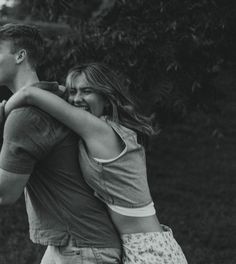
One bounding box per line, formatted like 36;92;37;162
78;117;163;234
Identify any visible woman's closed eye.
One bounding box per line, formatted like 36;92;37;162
69;88;77;95
81;88;93;95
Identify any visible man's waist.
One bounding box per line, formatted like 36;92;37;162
29;227;121;248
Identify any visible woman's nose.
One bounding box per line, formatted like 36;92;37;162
73;92;83;104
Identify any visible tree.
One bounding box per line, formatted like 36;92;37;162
2;0;236;123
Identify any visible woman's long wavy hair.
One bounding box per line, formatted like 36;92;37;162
65;62;155;146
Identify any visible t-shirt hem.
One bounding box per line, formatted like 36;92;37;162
29;229;121;249
30;238;121;249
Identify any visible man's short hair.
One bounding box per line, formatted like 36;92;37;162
0;23;44;68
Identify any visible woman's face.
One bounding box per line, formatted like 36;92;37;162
68;72;107;117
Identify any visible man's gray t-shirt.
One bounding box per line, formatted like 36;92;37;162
0;106;120;248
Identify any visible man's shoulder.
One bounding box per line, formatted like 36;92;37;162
8;106;72;140
11;106;62;125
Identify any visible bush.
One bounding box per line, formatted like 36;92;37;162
3;0;236;123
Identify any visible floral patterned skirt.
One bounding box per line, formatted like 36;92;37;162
121;225;188;264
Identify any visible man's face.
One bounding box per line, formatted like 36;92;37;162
0;40;17;86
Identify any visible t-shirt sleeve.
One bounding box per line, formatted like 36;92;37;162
0;107;56;174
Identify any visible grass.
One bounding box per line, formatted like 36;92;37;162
147;118;235;264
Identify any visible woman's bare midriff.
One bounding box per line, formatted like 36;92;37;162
108;208;163;234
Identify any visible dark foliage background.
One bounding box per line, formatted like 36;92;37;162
0;0;235;263
1;0;235;121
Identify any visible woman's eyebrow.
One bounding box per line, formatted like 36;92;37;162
80;86;94;90
69;86;91;90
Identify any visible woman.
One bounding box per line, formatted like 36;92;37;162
5;62;188;264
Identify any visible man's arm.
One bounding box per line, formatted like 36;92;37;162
0;168;29;205
0;107;58;206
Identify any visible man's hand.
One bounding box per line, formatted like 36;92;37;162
0;100;6;125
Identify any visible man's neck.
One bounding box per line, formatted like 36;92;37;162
11;69;39;93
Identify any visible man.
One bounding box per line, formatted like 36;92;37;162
0;23;121;263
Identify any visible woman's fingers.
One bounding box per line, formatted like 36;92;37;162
58;85;66;93
57;85;68;99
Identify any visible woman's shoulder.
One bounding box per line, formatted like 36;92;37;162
101;116;136;135
100;116;142;150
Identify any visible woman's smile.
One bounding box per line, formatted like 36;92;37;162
68;72;107;117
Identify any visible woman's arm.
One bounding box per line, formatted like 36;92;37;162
5;86;123;159
4;86;107;140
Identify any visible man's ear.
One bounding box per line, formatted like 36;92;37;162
15;49;27;64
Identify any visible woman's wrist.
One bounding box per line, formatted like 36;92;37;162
22;86;33;105
4;87;32;116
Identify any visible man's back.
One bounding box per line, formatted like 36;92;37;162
0;106;121;248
